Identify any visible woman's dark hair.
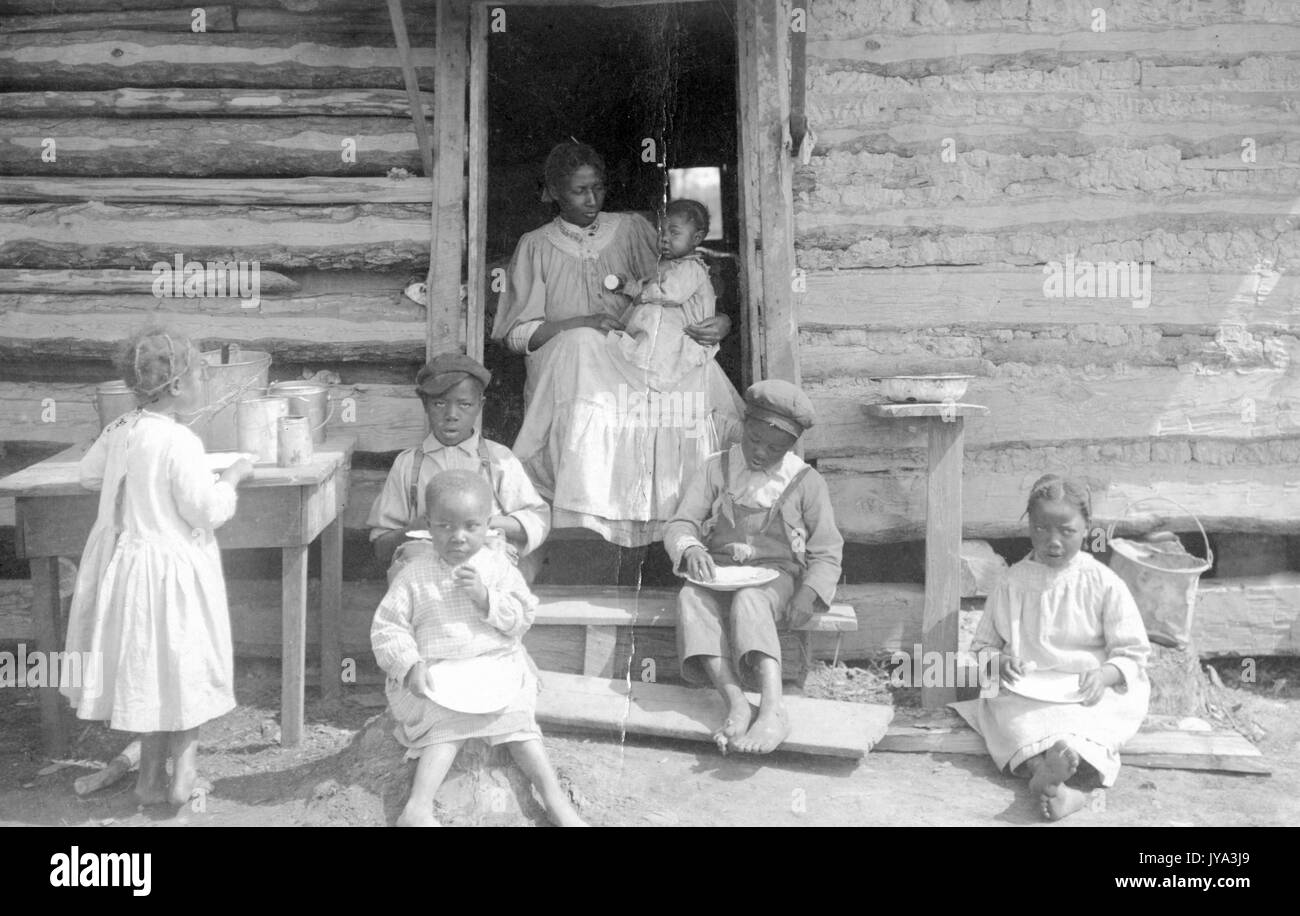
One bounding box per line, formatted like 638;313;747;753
666;198;709;235
542;142;606;200
1025;474;1092;524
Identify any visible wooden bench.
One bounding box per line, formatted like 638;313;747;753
523;586;858;686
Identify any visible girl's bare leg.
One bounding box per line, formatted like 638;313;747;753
507;739;587;826
698;655;752;752
733;654;790;754
133;733;168;805
166;727;201;806
397;740;462;827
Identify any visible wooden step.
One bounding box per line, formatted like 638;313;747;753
535;671;893;760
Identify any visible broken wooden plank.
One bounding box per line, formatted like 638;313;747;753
535;670;893;759
385;0;435;179
1123;755;1272;775
876;723;1263;759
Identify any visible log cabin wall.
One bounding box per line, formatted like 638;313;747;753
0;0;442;583
796;0;1300;558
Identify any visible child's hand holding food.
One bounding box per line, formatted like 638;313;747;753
999;654;1028;683
454;564;489;608
683;545;716;582
1076;663;1121;706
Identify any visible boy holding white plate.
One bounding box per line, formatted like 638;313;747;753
664;380;844;755
370;469;585;827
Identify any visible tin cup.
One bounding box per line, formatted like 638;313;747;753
276;415;313;468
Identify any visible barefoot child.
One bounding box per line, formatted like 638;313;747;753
63;328;254;806
664;380;843;755
367;352;549;583
606;198;727;392
370;469;585;827
952;475;1151;821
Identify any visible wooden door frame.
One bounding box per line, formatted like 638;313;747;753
453;0;798;385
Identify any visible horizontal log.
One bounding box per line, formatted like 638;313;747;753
0;201;430;270
0;380;423;453
806;24;1300;79
804;364;1300;457
0;31;437;91
1;6;235;32
0;118;425;177
822;450;1300;542
800;268;1300;332
1194;573;1300;656
0;177;433;205
0;267;300;294
0;87;435;118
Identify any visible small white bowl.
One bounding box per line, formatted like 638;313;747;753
870;374;974;404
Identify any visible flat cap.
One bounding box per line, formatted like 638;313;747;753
415;352;491;397
744;379;815;438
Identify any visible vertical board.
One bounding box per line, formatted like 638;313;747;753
922;418;964;708
428;0;471;355
466;1;489;361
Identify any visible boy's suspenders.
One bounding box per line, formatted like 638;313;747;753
406;438;501;521
719;448;813;538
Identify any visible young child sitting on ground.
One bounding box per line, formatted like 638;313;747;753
606;198;726;392
951;474;1151;821
664;380;844;755
370;469;585;827
367;352;549;583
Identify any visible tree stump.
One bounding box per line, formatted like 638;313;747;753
300;712;550;827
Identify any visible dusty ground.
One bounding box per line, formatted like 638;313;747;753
1;657;1296;827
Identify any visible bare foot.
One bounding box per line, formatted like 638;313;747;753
733;704;790;754
167;729;200;807
544;794;589;827
132;774;168;807
713;698;754;754
133;734;168;806
1041;784;1092;821
396;801;441;827
1027;740;1079;797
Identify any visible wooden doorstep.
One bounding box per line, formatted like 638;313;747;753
536;671;893;760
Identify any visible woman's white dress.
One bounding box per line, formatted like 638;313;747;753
950;551;1151;786
493;212;742;547
62;411;239;733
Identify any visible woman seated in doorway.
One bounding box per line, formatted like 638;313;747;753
490;141;743;551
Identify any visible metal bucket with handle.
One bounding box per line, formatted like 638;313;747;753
1104;497;1213;649
267;381;334;445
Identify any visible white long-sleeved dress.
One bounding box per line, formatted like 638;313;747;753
950;551;1151;786
63;411;239;733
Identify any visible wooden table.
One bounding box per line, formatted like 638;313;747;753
865;403;988;708
0;435;355;754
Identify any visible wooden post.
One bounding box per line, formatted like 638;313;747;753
281;544;309;746
736;0;796;386
466;1;489;361
30;555;66;756
384;0;435;180
319;515;342;701
923;417;964;708
428;0;470;356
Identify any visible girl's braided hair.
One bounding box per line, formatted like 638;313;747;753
116;327;200;403
1024;473;1092;524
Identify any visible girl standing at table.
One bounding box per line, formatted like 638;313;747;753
64;328;253;807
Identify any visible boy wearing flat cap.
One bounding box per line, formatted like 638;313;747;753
367;352;550;582
664;379;843;755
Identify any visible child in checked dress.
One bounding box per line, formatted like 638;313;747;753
63;328;253;807
952;475;1151;820
370;469;585;827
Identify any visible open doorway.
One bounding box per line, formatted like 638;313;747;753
478;1;741;447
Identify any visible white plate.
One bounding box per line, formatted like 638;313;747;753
1002;669;1086;704
206;452;258;472
405;530;433;540
424;656;524;714
685;565;780;591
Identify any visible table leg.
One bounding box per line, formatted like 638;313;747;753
31;556;67;756
320;516;342;701
281;544;309;746
923;417;964;708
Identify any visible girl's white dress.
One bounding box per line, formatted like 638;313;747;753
62;411;239;733
951;551;1151;786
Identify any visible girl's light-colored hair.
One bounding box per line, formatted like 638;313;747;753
116;326;200;402
1024;473;1092;523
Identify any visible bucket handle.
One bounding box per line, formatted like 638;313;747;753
287;395;336;433
1104;496;1212;565
180;371;267;428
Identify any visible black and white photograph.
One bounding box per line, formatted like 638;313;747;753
0;0;1294;857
